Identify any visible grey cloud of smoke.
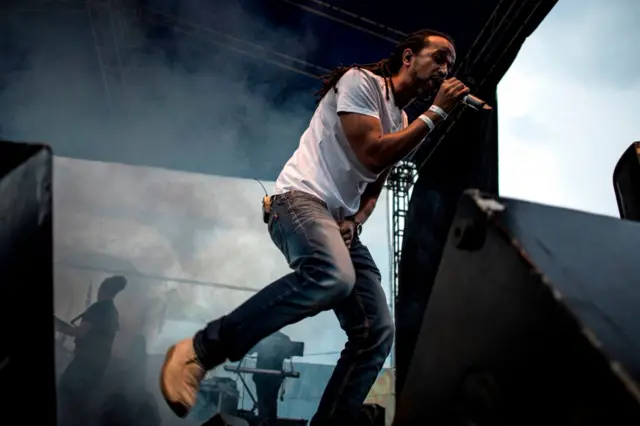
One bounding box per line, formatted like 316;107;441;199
3;5;395;424
2;2;395;382
53;157;348;366
0;0;319;176
0;0;362;368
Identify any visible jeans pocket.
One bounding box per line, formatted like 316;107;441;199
268;209;286;253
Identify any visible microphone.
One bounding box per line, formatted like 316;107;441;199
463;94;492;111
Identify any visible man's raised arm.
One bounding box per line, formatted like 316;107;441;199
337;70;469;174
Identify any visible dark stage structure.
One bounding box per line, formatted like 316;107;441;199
395;190;640;425
613;142;640;221
0;141;55;424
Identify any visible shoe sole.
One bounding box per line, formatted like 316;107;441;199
159;345;189;418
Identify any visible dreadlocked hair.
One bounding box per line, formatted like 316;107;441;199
315;29;455;103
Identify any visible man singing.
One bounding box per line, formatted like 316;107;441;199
160;29;469;425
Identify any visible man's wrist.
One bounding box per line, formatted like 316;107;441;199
422;110;444;127
428;104;448;120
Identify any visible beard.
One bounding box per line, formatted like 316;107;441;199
415;77;438;98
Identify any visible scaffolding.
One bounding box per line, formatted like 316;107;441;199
385;161;417;306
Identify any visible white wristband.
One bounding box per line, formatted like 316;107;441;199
418;114;435;131
428;105;448;120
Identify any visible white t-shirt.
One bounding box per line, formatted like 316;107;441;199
274;68;408;220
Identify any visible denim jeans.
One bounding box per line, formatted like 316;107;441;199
193;190;394;425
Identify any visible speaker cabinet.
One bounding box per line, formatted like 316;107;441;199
203;413;250;426
0;141;54;420
613;142;640;221
394;190;640;426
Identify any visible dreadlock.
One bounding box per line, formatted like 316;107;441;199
315;29;455;103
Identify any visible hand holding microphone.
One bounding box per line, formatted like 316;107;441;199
432;78;470;113
417;77;491;133
432;78;492;114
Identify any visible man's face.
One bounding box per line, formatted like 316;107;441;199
406;36;456;96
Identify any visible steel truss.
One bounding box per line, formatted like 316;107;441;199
385;161;417;308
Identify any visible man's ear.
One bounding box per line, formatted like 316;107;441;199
403;49;414;65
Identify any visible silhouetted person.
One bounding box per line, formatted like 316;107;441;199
56;275;127;426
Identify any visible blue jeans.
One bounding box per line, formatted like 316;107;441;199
193;190;394;425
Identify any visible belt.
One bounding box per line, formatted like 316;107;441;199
270;194;286;203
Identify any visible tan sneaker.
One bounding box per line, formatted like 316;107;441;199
159;337;206;418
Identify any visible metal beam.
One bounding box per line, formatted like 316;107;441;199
57;260;260;292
